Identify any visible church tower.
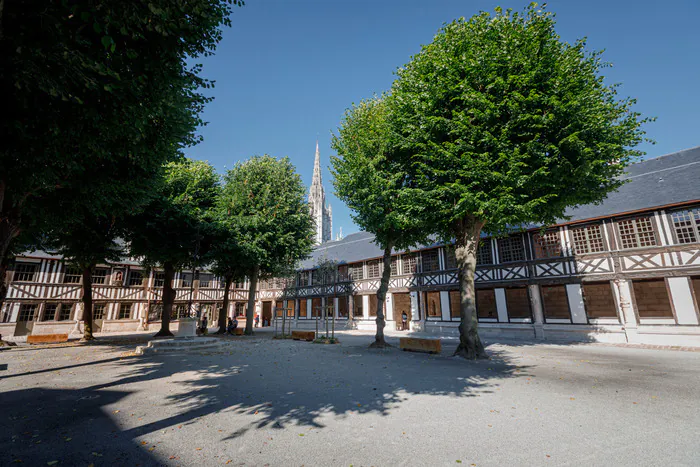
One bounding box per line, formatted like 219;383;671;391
309;141;332;244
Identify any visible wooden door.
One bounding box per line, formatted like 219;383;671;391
262;301;272;326
393;293;411;330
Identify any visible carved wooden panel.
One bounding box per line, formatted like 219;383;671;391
676;249;700;267
621;253;674;271
500;265;528;281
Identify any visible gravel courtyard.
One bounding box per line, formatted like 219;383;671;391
1;331;700;466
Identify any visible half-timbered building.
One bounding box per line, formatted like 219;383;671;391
2;146;699;346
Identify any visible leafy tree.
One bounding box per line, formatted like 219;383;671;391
331;96;428;348
219;156;315;335
127;159;220;337
388;4;649;359
0;0;239;311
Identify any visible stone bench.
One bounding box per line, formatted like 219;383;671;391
292;330;315;342
27;334;69;345
399;337;442;354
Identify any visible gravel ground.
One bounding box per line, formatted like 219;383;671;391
1;329;700;466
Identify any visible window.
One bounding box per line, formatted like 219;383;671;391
42;303;58;321
477;289;498;319
93;303;106;320
286;301;295;317
338;265;349;282
14;263;37;282
153;272;165;287
425;291;441;318
541;285;570;320
390;257;398;276
582;283;617;319
353;296;363;317
505;287;530;319
532;231;562;259
632;279;673;318
422;250;440;272
148;303;163;321
18;304;37;321
181;273;193;288
671;208;700;244
92;268;109;285
298;299;307;318
367;260;381;279
199;274;213;288
349;263;363;281
617;217;657;249
175;304;189;319
128;271;144;286
275;301;284;318
298;271;310;286
476;241;493;265
235;302;246;317
118;303;132;320
58;304;73;321
570;224;605;254
63;266;82;284
402;254;417;275
498;236;525;263
312;270;323;285
444;247;457;269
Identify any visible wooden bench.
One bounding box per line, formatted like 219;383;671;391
292;330;315;342
27;334;69;345
399;337;441;354
233;328;244;336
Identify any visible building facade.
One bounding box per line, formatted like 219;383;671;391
1;147;699;347
308;141;332;244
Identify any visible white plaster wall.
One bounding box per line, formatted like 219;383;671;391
386;293;393;321
495;288;508;323
566;284;588;324
363;295;370;320
668;277;699;325
440;291;451;321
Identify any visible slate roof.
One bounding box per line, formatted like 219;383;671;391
300;146;700;269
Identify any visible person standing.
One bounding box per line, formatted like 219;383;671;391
254;314;260;328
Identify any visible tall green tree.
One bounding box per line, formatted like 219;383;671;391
127;159;220;337
219;156;315;335
331;96;428;348
0;0;239;311
389;4;649;359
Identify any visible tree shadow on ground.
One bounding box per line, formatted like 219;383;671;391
0;334;530;465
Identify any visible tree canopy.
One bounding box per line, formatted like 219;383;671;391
127;159;220;336
218;155;315;334
331;95;428;347
387;4;649;358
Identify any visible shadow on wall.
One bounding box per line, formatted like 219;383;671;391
1;335;529;464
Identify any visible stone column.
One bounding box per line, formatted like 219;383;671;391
614;279;638;343
528;284;545;340
348;294;356;329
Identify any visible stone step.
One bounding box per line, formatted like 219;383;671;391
135;337;227;355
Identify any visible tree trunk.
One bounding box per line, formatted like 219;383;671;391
370;243;393;348
155;262;175;337
218;275;232;334
453;219;489;360
244;265;259;335
0;180;21;313
81;265;95;341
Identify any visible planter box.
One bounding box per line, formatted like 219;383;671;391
292;330;315;342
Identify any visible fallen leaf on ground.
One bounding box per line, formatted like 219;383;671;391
196;448;203;451
112;410;120;414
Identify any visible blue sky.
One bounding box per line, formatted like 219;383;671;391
185;0;700;237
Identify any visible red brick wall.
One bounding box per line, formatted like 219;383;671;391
477;289;498;319
632;279;673;318
541;285;570;319
582;282;617;318
506;287;531;319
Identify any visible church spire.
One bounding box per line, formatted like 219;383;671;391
312;139;322;187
